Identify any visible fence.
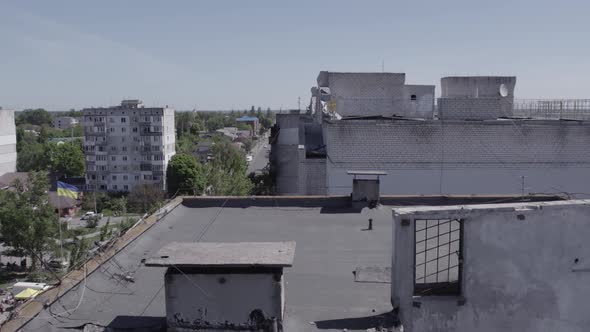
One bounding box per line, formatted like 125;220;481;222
512;99;590;120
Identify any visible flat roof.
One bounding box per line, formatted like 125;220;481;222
20;195;563;332
145;241;295;267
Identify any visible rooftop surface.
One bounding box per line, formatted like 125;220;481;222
22;201;394;331
145;241;296;267
21;195;562;332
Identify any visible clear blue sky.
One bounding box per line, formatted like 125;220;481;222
1;0;589;111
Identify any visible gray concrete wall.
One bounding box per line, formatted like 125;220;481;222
441;76;516;99
298;158;327;195
438;97;510;120
274;145;300;195
440;77;516;119
317;71;406;117
391;200;590;332
324;119;590;196
0;109;17;176
165;272;283;330
403;85;435;119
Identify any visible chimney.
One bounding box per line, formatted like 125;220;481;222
146;242;295;332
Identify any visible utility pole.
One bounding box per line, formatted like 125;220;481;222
298;97;301;111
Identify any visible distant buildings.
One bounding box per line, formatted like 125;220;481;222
236;115;260;137
53;116;79;129
0;108;17;177
271;71;590;196
82;100;176;192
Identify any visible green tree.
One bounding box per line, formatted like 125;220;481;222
167;154;206;195
0;172;58;269
17;140;47;172
16;109;53;126
205;142;252;195
127;184;165;214
110;197;127;216
47;141;85;177
211;141;247;174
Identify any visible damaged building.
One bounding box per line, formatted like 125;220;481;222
391;199;590;332
270;71;590;196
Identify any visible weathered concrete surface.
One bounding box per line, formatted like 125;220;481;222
19;200;394;332
324;119;590;196
392;199;590;332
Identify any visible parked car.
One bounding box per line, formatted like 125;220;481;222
81;212;103;220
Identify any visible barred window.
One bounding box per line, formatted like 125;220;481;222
414;218;463;296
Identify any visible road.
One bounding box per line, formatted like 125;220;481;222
247;132;270;174
65;215;140;229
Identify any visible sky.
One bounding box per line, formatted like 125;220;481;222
1;0;589;111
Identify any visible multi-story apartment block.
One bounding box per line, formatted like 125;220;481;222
83;100;175;192
53;116;80;129
0;108;17;176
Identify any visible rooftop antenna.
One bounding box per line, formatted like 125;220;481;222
298;97;301;111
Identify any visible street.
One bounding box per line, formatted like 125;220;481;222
247;132;270;174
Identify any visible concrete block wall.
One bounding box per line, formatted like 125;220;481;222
298;158;327;195
438;97;511;120
317;71;406;117
403;85;435;119
273;145;300;195
392;200;590;332
324;119;590;195
441;76;516;99
440;76;516;119
0;109;16;176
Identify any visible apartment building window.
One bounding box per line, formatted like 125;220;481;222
153;176;159;181
112;175;117;180
123;175;128;180
110;117;114;123
121;118;126;123
113;185;118;190
414;218;463;296
111;146;116;151
143;175;152;180
124;185;128;191
123;156;128;161
101;176;106;180
122;127;126;133
133;127;138;133
411;94;417;101
111;156;116;161
99;166;107;171
109;127;115;132
135;146;139;151
122;146;127;152
135;175;140;180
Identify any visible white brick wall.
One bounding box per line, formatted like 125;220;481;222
324;119;590;195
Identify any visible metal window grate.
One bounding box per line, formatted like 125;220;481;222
414;218;463;296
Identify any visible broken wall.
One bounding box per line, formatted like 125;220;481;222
391;200;590;332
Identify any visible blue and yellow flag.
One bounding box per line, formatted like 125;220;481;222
57;181;79;199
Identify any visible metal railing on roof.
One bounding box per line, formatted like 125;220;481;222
512;99;590;120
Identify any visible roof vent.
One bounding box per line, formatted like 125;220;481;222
347;171;387;207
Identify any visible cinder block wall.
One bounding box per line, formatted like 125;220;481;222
318;72;406;117
324;120;590;195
